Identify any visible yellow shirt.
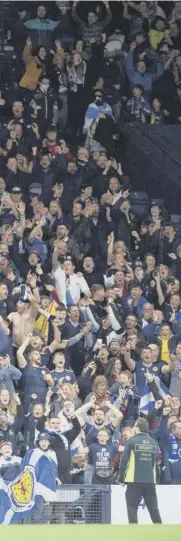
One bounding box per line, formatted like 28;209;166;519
35;301;56;340
159;337;170;363
149;29;168;50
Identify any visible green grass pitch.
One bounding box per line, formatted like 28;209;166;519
0;525;181;541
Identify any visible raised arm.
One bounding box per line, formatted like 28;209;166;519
28;224;43;242
27;272;41;305
62;415;81;444
107;231;114;266
125;46;137;84
52;243;61;272
163;50;177;72
105;400;123;426
128;2;142;13
13;202;26;239
124;342;136;371
68;322;92;347
155;273;165;306
74;397;95;424
123;2;131;20
35;304;51;320
161;354;174;375
101;1;112;29
72;1;85;29
107;302;122;331
22;38;33;64
17;334;33;369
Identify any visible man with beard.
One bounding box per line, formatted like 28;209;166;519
83;90;113;135
75;397;122;447
108;339;121;359
60;161;81;214
17;333;54;412
54;224;81;264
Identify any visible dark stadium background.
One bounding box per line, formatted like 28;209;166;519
1;2;181;213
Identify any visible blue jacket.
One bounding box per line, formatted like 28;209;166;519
124;294;147;318
24;17;59;48
0;365;21;398
125;51;164;96
27;238;48;263
142;322;161;342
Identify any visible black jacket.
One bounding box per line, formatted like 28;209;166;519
24;414;46;451
112;209;135;249
45;416;81;483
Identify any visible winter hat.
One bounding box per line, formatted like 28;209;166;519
0;441;12;450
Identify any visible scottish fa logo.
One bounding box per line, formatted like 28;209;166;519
9;466;35;512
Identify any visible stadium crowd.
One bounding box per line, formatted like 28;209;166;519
2;0;181;124
0;1;180;496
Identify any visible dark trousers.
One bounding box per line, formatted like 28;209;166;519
125;483;162;524
92;474;114;485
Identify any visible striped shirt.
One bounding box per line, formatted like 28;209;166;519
72;5;112;57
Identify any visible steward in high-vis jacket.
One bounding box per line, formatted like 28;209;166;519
119;417;162;524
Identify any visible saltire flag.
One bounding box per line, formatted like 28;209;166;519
0;448;57;524
139;377;171;415
69;436;82;458
57;426;82;459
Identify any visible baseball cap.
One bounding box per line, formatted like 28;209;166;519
11;187;22;194
37;432;52;442
29;183;42;192
28;250;41;261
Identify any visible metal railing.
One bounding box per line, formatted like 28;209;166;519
22;485;111;525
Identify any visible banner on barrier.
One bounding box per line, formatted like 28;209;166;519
111;485;181;524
